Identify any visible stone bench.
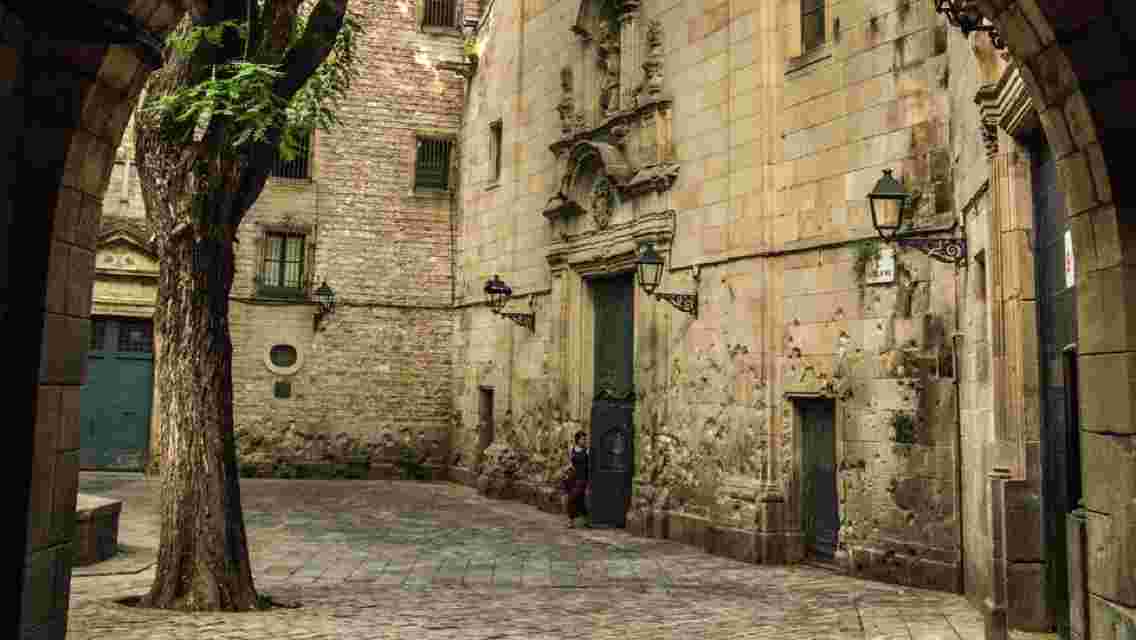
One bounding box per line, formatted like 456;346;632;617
74;494;122;566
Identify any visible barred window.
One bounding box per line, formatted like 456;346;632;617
259;232;306;295
423;0;457;28
116;320;153;353
90;318;108;351
414;137;453;191
489;121;502;183
802;0;825;52
271;132;312;179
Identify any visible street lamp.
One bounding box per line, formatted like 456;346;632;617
483;274;511;314
635;241;664;296
867;169;967;264
635;241;698;318
312;280;336;330
484;275;535;331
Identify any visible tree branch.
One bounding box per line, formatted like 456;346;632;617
273;0;348;101
228;0;348;223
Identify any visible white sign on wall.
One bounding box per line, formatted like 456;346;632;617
866;245;896;285
1064;228;1075;289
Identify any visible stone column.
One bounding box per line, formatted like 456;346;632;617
985;466;1012;640
617;0;640;109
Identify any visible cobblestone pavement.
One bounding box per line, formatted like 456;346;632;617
68;473;1054;640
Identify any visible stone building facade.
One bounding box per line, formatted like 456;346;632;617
452;0;964;592
85;0;477;477
448;0;1135;638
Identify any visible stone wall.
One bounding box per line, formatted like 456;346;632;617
5;0;182;636
451;0;963;592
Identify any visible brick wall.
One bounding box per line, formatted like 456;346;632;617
94;0;472;474
224;0;469;469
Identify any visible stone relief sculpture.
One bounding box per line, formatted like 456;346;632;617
596;22;621;117
556;67;577;135
591;175;614;229
542;2;677;228
641;19;664;99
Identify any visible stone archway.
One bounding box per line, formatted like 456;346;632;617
967;2;1136;638
3;2;183;637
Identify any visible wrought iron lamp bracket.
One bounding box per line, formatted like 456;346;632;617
497;296;537;331
499;311;535;331
894;236;968;265
655;292;698;317
933;0;1005;49
653;265;700;317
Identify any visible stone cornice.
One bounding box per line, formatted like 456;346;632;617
975;65;1035;158
546;209;673;277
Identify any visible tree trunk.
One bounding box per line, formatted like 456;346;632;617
131;0;350;610
143;225;257;611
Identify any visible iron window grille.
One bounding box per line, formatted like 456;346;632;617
256;232;309;299
116;320;153;353
414;137;453;191
90;318;108;351
490;121;502;183
802;0;825;52
423;0;458;28
270;132;312;180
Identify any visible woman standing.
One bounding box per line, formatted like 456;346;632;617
565;430;590;528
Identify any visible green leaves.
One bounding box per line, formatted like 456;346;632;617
146;6;363;159
165;20;250;59
144;61;286;148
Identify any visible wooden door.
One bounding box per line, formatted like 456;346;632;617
1032;137;1080;637
80;317;154;470
589;274;635;528
477;387;494;467
800;400;838;560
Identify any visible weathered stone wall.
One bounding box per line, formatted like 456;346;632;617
451;0;963;592
93;0;470;475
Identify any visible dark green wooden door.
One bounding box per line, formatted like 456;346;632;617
589;274;635;528
80;317;154;470
1032;137;1080;638
800;400;838;560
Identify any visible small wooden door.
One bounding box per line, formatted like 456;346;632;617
800;400;838;560
477;387;494;466
80;317;154;470
589;274;635;528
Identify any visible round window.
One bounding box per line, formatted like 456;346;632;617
269;344;298;367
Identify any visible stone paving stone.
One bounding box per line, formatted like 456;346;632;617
66;473;1060;640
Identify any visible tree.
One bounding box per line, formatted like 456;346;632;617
134;0;359;611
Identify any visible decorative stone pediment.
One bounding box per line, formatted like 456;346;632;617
96;216;158;277
546;208;673;278
546;1;678;232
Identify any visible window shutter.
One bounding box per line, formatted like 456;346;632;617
304;236;317;295
254;226;268;291
785;0;803;59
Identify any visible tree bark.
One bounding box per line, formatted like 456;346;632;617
135;24;257;613
143;229;256;611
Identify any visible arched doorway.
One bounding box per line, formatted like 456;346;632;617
966;3;1136;638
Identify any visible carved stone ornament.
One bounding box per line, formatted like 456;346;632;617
557;67;577;135
592;176;614;229
974;65;1035;159
641;19;664;99
546;1;678;228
